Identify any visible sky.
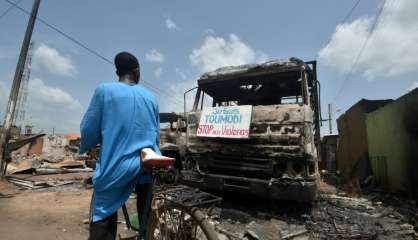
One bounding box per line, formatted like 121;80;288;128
0;0;417;134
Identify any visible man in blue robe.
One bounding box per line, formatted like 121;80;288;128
80;52;160;239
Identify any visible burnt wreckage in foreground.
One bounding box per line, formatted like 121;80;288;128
160;58;321;201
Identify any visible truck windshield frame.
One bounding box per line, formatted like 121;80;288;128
192;68;311;111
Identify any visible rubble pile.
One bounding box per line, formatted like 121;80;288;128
11;134;79;164
305;194;416;239
6;157;92;191
5;134;92;191
205;191;417;240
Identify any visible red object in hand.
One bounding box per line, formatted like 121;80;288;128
141;148;175;169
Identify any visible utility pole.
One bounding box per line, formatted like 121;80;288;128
0;0;41;179
328;103;333;134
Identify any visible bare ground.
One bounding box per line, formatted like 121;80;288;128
1;178;417;240
0;189;92;240
0;178;140;240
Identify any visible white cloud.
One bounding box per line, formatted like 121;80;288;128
190;34;266;73
165;18;177;30
154;67;163;78
175;68;187;80
33;43;77;76
319;0;418;80
145;49;165;63
204;28;215;35
28;78;81;110
27;78;82;133
158;34;268;113
408;81;418;92
0;78;82;133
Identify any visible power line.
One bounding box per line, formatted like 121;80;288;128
318;0;361;121
331;0;388;104
341;0;361;24
322;0;361;48
0;0;21;20
4;0;184;107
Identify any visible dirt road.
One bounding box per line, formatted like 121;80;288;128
0;189;91;240
0;179;417;240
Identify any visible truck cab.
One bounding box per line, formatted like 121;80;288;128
181;58;321;201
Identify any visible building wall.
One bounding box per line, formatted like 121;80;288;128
366;89;418;198
337;104;369;177
336;99;393;179
27;136;44;156
320;135;338;172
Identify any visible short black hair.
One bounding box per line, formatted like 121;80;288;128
114;52;140;76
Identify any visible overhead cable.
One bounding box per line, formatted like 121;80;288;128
4;0;185;107
331;0;388;103
0;0;22;20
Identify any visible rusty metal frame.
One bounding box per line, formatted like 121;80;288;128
192;88;201;112
305;61;321;153
183;86;198;117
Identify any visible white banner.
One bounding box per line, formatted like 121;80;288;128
197;105;252;139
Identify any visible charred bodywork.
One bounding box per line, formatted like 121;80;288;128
180;58;321;201
158;113;186;183
159;113;186;157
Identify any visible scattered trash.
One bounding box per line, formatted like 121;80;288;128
7;176;74;189
36;168;92;175
203;190;418;240
243;230;259;240
282;229;308;239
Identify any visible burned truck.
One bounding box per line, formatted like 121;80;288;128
159;113;186;167
180;58;321;201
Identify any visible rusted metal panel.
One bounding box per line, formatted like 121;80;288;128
336;99;392;178
5;133;45;154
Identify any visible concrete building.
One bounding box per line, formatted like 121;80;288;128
366;88;418;199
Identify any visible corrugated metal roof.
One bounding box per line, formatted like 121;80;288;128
64;134;80;140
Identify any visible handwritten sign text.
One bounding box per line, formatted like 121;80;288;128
197;105;252;139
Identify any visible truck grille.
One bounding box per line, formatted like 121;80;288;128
199;155;273;179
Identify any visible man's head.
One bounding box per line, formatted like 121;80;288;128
114;52;140;84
